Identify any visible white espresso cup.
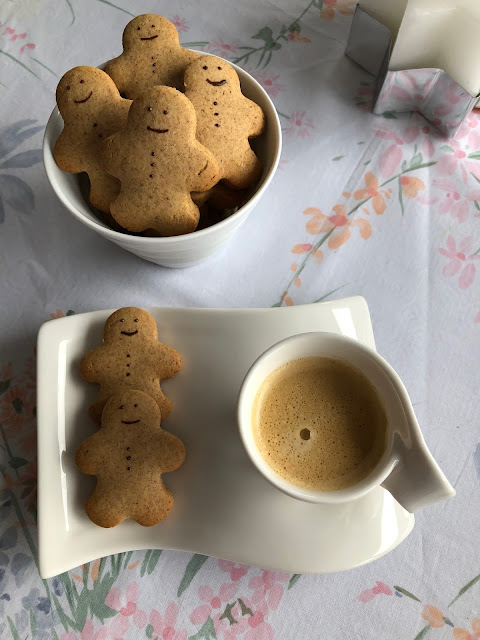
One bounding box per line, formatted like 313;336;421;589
237;332;455;512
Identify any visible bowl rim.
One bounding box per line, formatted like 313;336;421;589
43;53;282;245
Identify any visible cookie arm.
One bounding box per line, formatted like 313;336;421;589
54;129;86;174
158;431;186;472
102;132;123;178
155;343;182;379
79;346;107;383
245;97;266;138
190;148;219;192
75;432;103;475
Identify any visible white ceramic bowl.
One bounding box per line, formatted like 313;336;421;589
43;56;282;268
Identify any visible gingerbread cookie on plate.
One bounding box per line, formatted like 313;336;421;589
79;307;181;424
76;390;185;527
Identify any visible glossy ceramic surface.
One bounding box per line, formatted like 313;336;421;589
37;297;414;579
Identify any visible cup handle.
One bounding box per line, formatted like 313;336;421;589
381;438;455;513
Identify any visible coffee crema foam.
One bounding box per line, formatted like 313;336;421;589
252;357;387;491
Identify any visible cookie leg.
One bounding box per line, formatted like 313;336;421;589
133;485;174;526
86;486;128;528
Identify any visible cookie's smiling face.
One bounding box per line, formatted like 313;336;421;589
123;14;178;49
104;307;157;343
56;66;120;116
128;86;196;142
103;390;161;427
184;56;240;95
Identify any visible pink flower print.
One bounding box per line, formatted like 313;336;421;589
433;179;480;222
148;603;187;640
285;111;314;138
19;42;35;53
242;600;274;640
206;40;239;57
248;571;289;610
218;559;249;581
286;30;311;43
105;582;147;636
190;582;238;626
62;620;108;640
475;311;480;323
439;235;480;289
358;581;393;603
251;71;285;98
170;15;189;34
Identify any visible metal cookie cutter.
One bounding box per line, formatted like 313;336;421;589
345;5;479;138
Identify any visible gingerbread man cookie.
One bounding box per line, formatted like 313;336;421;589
79;307;181;425
105;14;199;99
184;56;266;190
102;86;219;235
54;66;132;214
76;390;185;527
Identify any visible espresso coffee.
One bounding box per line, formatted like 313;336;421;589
252;357;387;491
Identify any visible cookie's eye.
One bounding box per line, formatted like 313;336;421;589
163;109;168;115
151;24;155;27
217;66;222;70
80;79;84;83
66;85;70;90
120;318;125;322
134;404;138;408
137;26;140;30
134;318;139;322
119;405;124;409
147;106;152;111
203;65;208;70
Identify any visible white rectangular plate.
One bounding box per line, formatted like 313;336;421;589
37;297;413;578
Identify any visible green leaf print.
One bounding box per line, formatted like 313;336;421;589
448;572;480;607
189;616;217;640
238;598;253;616
177;554;209;596
409;152;423;169
219;602;238;625
393;586;421;602
413;626;430;640
288;574;301;589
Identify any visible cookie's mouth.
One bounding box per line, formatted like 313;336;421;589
121;330;138;336
121;420;140;424
146;126;169;134
141;35;158;40
207;79;226;86
74;92;92;104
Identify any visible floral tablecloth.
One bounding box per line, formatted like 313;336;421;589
1;1;479;639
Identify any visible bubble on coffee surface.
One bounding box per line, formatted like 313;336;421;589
252;357;387;491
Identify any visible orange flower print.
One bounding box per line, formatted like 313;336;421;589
453;618;480;640
320;0;356;21
421;605;445;629
303;205;372;249
353;173;391;214
287;30;311;43
400;176;425;198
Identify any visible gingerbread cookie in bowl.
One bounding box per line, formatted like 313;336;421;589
184;56;266;190
76;390;185;528
54;66;131;214
79;307;181;424
105;14;199;99
102;85;219;235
